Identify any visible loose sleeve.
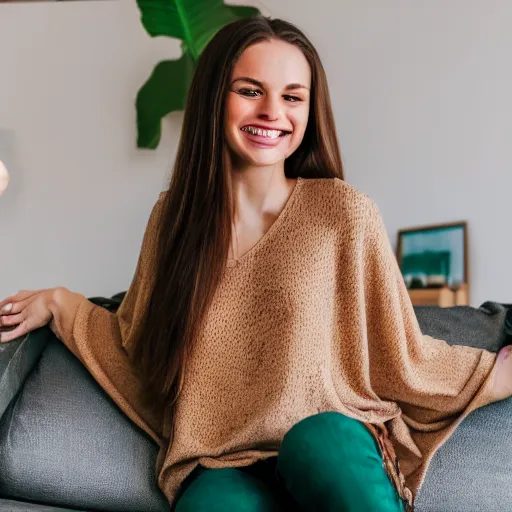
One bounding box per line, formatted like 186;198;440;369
57;193;167;447
361;199;497;431
357;199;500;493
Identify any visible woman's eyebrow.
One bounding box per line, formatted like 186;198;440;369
231;77;310;91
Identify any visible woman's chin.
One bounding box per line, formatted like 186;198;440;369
248;156;285;168
240;147;288;167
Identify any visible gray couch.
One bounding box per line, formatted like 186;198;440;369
0;298;511;512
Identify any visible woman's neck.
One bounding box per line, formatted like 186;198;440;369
229;164;291;222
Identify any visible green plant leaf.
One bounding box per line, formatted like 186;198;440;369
137;0;260;60
136;51;194;149
136;0;260;148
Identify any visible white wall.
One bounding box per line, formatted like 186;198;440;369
0;0;180;298
262;0;512;306
1;0;511;307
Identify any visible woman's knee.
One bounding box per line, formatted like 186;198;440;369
277;412;403;511
174;467;281;512
279;411;373;462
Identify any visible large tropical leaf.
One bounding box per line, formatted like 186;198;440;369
137;0;260;59
136;0;260;148
136;50;194;149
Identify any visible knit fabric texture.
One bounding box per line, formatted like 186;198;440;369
60;177;496;507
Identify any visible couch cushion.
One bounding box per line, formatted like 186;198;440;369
0;499;78;511
0;339;169;512
414;301;512;511
0;328;52;419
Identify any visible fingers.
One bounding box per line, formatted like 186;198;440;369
0;289;54;343
0;299;27;316
0;298;30;333
498;345;512;361
0;320;28;343
0;290;42;311
0;292;36;343
0;312;23;327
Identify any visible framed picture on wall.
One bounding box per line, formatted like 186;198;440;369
396;221;468;291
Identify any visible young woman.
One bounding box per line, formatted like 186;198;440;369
1;17;511;512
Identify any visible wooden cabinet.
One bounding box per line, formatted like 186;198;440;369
408;284;469;307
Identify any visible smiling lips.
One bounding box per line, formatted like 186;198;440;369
240;125;291;147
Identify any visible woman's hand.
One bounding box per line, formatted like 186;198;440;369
488;345;512;402
0;289;61;343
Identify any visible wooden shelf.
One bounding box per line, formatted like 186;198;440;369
408;284;469;307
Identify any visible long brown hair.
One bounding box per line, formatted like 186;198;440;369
131;16;344;425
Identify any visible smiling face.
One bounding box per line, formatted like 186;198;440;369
224;38;311;170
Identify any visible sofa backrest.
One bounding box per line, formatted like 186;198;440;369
0;339;169;512
414;301;509;351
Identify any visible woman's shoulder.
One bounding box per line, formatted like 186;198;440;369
303;177;379;222
150;190;168;218
301;178;387;251
332;178;374;206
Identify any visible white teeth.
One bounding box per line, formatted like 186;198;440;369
242;126;285;139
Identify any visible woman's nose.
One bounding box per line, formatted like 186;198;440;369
257;95;282;121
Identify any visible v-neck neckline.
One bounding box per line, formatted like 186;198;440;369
226;177;305;269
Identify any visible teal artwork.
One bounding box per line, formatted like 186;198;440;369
136;0;261;149
402;251;451;281
397;223;467;289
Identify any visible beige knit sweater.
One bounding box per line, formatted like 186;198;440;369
60;177;497;506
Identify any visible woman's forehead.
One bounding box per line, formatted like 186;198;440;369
232;40;311;88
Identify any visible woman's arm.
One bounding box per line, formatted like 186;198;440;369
0;286;165;447
0;288;73;343
488;345;512;402
49;287;86;341
51;287;165;447
360;197;512;424
0;193;168;446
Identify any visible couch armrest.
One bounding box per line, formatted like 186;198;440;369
0;326;53;419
